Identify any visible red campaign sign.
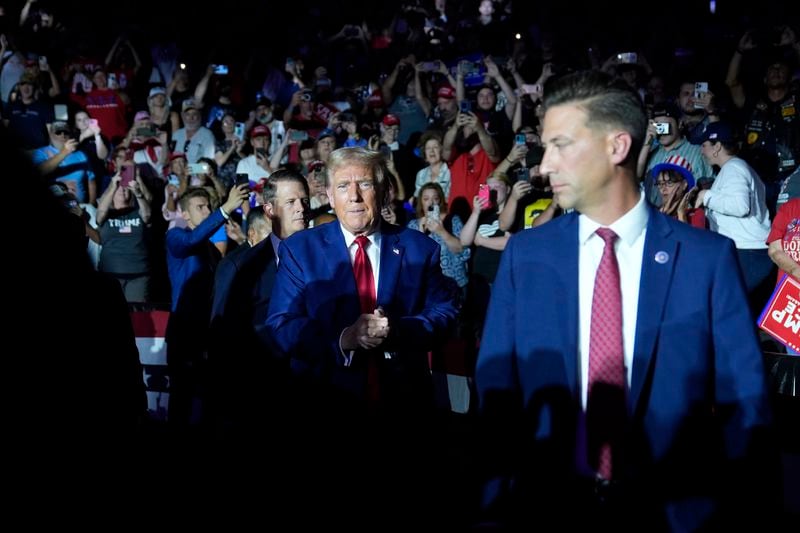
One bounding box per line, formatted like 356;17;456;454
758;274;800;352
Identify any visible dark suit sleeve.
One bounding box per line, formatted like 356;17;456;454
388;244;459;351
165;209;225;259
266;240;341;372
474;236;525;521
211;256;237;323
710;238;778;513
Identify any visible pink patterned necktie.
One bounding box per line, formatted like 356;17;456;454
586;228;626;480
353;236;380;404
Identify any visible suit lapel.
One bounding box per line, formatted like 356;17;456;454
630;212;677;413
561;214;581;398
321;223;362;320
377;225;402;309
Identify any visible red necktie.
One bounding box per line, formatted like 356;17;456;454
586;228;626;480
353;235;379;403
353;236;376;313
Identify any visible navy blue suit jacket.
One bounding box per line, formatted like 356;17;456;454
476;208;774;529
209;238;282;426
266;221;458;409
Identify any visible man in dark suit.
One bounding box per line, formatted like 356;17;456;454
266;146;458;527
475;71;777;530
208;169;310;437
165;184;249;428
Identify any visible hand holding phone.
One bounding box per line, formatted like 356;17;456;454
427;204;440;221
120;165;135;189
693;82;709;109
478;184;492;210
234;122;245;141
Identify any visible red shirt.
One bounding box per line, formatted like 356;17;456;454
766;198;800;284
448;146;496;207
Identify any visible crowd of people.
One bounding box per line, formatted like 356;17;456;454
6;0;799;528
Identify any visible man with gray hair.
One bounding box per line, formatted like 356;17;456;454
266;146;459;527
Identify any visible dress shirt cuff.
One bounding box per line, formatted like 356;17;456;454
338;329;354;367
219;207;230;220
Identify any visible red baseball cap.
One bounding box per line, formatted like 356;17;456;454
382;114;400;127
251;125;271;138
367;90;384;108
437;86;456;99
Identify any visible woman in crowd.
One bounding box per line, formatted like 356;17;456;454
651;154;706;228
407;182;469;292
413;132;451;201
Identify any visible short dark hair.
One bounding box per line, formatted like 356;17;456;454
261;168;309;205
178;187;211;211
543;70;647;166
245;205;268;230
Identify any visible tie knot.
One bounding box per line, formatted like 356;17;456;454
595;227;618;245
355;235;370;250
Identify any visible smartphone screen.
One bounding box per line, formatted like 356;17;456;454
235;173;250;187
515;134;526;145
187;163;209;175
54;104;68;122
460;100;471;113
214;64;229;75
478;184;491;209
289;130;308;141
693;82;708;109
234;122;245;141
88;118;99;129
120;165;135;188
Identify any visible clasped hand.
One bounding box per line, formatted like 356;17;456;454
342;308;390;351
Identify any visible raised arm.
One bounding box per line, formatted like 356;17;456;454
413;64;432;117
726;31;756;110
193;65;214;108
484;57;517;120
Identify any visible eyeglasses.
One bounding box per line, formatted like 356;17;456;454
656;179;682;188
53;130;69;136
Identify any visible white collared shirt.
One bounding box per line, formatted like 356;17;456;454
578;192;649;408
339;224;381;300
338;225;383;366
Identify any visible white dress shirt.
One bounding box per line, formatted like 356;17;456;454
340;225;381;300
339;225;382;365
578;192;649;408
